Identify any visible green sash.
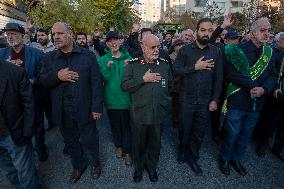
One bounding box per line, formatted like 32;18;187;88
220;44;272;128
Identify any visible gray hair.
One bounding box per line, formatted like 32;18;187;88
275;32;284;40
53;22;73;33
250;17;270;32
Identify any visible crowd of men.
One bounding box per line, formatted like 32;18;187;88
0;14;283;188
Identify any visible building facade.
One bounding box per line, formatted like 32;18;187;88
0;0;27;29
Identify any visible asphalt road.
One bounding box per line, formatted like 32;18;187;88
0;112;283;189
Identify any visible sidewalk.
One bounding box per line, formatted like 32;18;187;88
0;113;283;189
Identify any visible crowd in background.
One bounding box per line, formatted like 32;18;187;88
0;14;283;189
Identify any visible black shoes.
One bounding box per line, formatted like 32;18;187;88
219;160;230;175
230;160;247;176
91;162;101;179
63;146;70;157
256;142;270;157
133;171;142;183
38;148;48;162
148;170;158;182
70;166;87;184
177;149;185;164
271;148;284;162
188;161;203;176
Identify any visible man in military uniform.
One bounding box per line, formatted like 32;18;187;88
122;34;173;183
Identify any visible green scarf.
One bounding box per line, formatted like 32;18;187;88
220;44;272;126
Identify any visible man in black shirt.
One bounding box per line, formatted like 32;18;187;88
174;18;223;176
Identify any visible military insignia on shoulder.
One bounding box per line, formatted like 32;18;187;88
126;58;139;64
158;57;169;64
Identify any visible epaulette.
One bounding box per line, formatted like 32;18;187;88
157;57;169;64
126;58;139;64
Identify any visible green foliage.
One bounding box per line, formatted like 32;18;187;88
231;12;250;33
27;0;136;34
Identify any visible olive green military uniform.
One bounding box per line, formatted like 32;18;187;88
122;57;173;174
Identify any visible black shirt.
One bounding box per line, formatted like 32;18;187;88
59;51;76;112
174;42;223;105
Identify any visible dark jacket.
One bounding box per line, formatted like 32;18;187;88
93;38;107;57
39;46;103;127
174;42;223;105
0;60;34;146
0;45;45;107
0;45;44;81
224;40;278;111
122;58;173;125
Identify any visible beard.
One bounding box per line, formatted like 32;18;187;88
110;45;120;52
78;44;89;49
38;38;48;46
196;35;210;45
7;39;22;47
151;54;159;60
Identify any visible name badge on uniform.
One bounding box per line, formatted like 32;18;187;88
161;78;166;88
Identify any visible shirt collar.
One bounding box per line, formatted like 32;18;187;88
55;44;82;59
190;41;210;50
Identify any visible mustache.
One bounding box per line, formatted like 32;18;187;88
202;36;209;39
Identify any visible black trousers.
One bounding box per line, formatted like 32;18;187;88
43;92;53;127
273;120;284;152
107;109;131;154
211;108;221;137
61;109;99;171
180;103;210;163
132;122;161;174
34;107;46;153
254;96;284;144
171;93;180;128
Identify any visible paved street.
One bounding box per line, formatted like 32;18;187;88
0;112;284;189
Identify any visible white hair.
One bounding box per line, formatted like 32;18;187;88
250;17;270;32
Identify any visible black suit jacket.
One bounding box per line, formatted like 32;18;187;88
0;60;35;146
39;46;103;127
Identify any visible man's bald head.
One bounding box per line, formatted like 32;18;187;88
141;34;159;46
141;34;160;63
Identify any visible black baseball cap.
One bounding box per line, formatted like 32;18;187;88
106;31;121;41
224;31;239;39
2;22;25;34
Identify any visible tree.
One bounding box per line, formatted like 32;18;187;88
231;12;250;33
241;0;284;32
24;0;138;33
176;11;201;30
